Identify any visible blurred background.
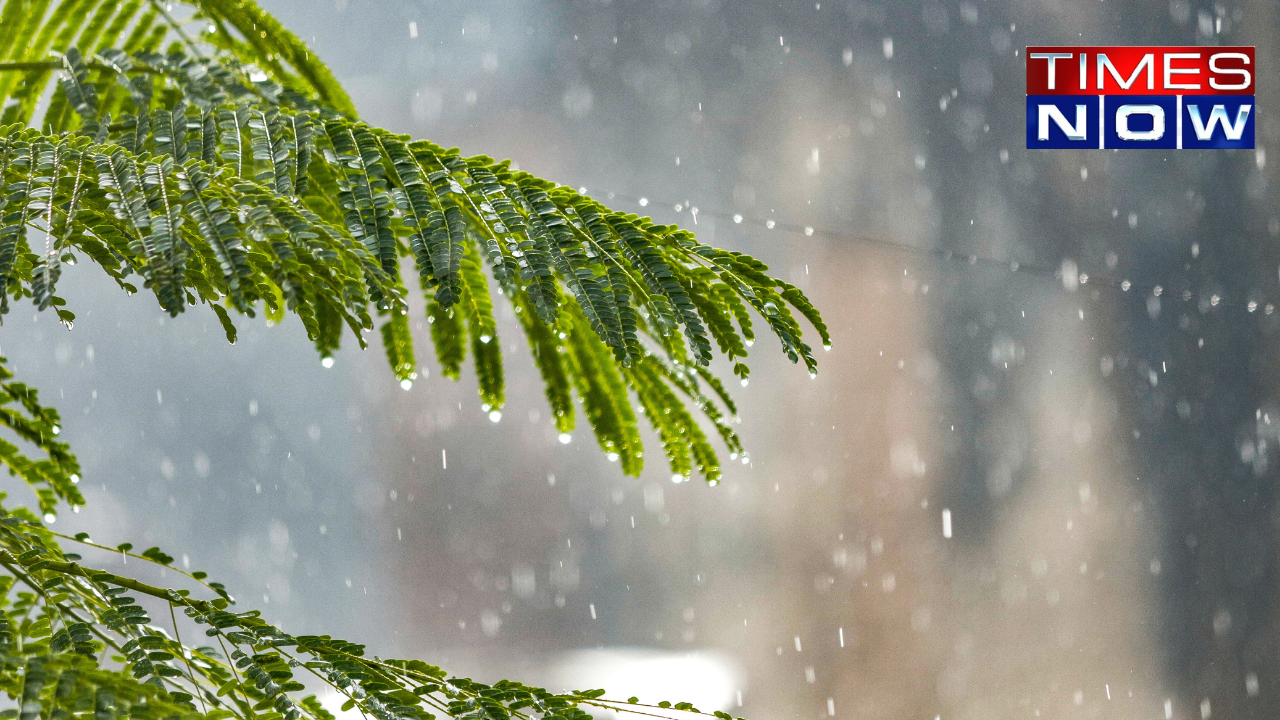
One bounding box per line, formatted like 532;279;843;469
5;0;1280;718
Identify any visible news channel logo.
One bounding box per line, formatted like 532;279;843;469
1025;47;1254;149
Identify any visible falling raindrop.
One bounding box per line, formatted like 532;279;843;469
400;379;413;391
489;410;502;422
559;433;572;444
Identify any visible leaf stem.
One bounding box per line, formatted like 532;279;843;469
148;0;206;59
170;600;210;714
0;551;216;614
48;530;225;598
0;60;160;74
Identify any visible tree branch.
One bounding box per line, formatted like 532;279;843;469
0;551;217;613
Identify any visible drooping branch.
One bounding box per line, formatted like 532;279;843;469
0;4;828;720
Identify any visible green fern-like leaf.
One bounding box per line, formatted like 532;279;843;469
426;299;465;380
458;242;503;410
513;290;574;433
380;311;416;384
0;0;827;491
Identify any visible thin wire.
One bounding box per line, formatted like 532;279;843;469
597;189;1277;318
